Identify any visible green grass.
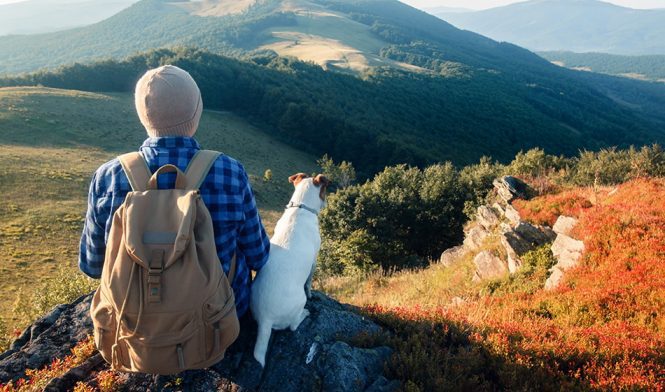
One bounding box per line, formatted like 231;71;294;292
0;86;317;339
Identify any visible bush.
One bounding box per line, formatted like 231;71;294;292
0;317;9;352
319;164;466;276
12;266;98;328
317;154;356;189
459;156;505;219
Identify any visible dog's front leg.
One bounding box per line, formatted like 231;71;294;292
305;262;316;299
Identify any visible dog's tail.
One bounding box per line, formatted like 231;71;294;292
254;321;273;367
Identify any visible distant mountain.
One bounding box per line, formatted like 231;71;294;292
0;0;138;36
423;5;471;14
434;0;665;55
0;0;664;174
540;51;665;82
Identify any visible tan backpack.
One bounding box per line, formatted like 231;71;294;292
90;150;240;375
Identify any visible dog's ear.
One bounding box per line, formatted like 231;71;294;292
313;174;331;200
288;173;309;187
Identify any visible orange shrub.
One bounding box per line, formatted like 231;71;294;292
513;187;595;226
364;179;665;391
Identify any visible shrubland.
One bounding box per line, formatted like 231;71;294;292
330;177;665;390
318;144;665;278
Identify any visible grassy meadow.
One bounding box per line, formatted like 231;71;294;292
0;86;317;337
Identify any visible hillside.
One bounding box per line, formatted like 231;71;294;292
0;1;664;175
434;0;665;55
0;0;137;36
0;0;420;74
0;86;317;336
324;177;665;389
541;51;665;82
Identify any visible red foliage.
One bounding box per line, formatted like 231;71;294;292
513;187;596;226
365;179;665;391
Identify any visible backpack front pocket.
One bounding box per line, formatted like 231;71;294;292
117;313;205;374
203;294;239;360
91;304;116;364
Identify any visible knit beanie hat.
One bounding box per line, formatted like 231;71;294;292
135;65;203;138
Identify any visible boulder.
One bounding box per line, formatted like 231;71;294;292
493;176;529;203
514;222;556;245
440;245;466;267
463;226;489;250
504;204;521;226
550;234;584;271
501;232;531;274
476;206;499;230
545;233;585;291
472;251;508;282
552;216;578;237
0;292;396;392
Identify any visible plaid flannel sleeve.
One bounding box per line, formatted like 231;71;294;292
237;169;270;271
78;171;109;279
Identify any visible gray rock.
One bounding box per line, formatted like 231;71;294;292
320;342;392;392
552;216;578;237
463;225;489;250
501;223;555;274
545;233;585;291
0;292;395;392
492;202;506;216
476;205;499;230
365;376;401;392
544;267;566;291
514;222;556;245
493;176;529;203
501;232;527;274
0;293;92;381
472;251;508;282
551;234;584;271
439;245;466;267
504;204;521;226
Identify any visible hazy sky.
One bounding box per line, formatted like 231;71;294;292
0;0;664;9
401;0;665;10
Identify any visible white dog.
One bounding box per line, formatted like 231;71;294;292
250;173;330;367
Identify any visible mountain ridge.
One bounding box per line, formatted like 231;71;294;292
433;0;665;55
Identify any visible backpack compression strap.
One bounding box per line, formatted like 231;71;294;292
118;152;152;192
184;150;222;191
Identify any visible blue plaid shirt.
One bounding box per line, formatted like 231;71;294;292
79;137;270;317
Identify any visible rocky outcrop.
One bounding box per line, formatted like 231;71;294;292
440;176;555;282
503;223;556;273
545;216;585;290
492;176;529;203
463;225;489;250
0;292;397;392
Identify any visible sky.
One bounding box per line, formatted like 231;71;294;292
398;0;665;10
0;0;664;9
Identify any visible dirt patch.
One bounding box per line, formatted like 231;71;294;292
173;0;256;17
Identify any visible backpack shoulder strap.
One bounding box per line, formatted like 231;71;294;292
184;150;222;190
118;152;151;192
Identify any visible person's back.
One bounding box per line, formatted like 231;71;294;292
79;65;270;318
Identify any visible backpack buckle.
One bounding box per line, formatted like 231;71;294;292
148;249;164;304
